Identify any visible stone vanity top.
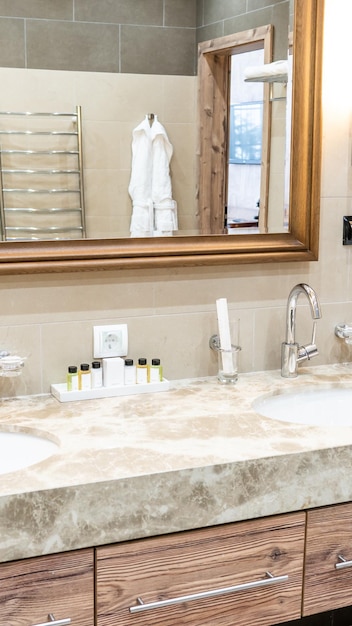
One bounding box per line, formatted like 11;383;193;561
1;362;352;564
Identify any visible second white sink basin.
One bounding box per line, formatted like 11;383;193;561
0;430;58;475
253;386;352;427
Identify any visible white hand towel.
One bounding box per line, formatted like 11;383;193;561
244;59;288;83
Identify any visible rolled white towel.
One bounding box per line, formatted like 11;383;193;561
244;59;288;83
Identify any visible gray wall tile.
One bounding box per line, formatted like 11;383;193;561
203;0;246;24
247;0;286;10
272;1;290;59
0;18;25;67
196;0;204;27
74;0;163;26
197;22;224;43
223;8;273;38
26;20;119;72
0;1;290;75
0;0;73;20
165;0;197;27
121;25;196;75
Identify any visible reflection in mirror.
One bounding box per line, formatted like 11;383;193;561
228;47;292;234
0;79;197;243
0;108;86;241
227;48;266;232
0;0;292;242
0;0;323;272
198;11;293;235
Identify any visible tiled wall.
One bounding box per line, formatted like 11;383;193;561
0;0;351;399
0;1;292;239
0;0;196;75
0;0;290;75
0;68;197;238
197;0;292;60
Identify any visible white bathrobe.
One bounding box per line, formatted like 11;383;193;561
128;115;178;237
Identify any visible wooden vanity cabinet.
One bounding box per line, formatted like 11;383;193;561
0;548;94;626
96;512;305;626
5;503;352;626
303;502;352;616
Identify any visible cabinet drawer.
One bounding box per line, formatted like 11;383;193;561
0;548;94;626
97;512;305;626
304;502;352;615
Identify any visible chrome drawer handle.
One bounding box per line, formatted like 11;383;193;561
32;614;71;626
129;571;288;613
335;554;352;570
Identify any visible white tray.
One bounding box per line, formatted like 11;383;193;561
51;378;170;403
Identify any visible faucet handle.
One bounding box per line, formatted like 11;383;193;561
297;343;319;362
297;322;319;363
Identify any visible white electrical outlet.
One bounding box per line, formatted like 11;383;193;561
93;324;128;358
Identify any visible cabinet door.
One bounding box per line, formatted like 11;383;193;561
0;548;94;626
304;502;352;616
97;512;305;626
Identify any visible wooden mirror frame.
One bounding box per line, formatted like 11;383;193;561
0;0;323;275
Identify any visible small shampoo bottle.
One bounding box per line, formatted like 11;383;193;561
79;363;91;390
67;365;79;391
136;358;148;384
124;358;136;385
149;358;162;383
91;361;103;388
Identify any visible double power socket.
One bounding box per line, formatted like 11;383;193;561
93;324;128;359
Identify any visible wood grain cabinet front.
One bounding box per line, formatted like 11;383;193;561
96;512;305;626
0;548;94;626
304;502;352;616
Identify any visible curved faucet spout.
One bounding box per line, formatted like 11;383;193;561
282;283;322;378
286;283;322;345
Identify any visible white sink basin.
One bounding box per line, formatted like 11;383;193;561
0;430;58;475
253;387;352;427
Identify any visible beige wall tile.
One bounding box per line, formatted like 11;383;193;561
0;324;42;396
0;68;76;111
162;76;197;123
83;121;121;170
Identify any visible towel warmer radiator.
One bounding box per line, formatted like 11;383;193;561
0;106;86;241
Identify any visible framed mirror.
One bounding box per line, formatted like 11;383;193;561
0;0;323;274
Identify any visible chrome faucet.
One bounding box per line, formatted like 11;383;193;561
281;283;322;378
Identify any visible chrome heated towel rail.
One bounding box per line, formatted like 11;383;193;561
0;107;86;241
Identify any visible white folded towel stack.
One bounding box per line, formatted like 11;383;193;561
244;59;288;83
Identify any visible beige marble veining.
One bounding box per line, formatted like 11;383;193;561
1;363;352;563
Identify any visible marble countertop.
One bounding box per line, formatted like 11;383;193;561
1;363;352;563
